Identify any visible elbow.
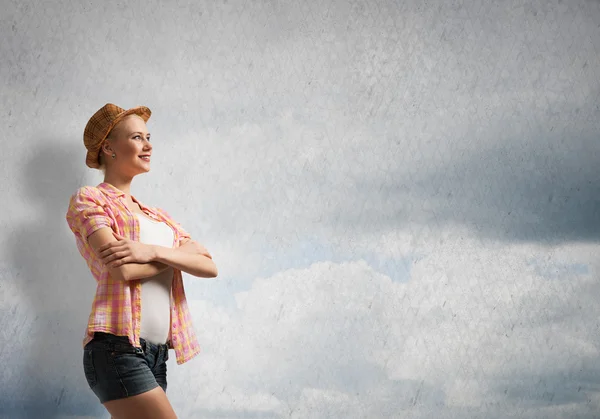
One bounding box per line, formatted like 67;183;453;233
198;259;218;278
204;264;219;278
209;260;218;278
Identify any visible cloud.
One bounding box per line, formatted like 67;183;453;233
164;230;600;418
389;128;600;243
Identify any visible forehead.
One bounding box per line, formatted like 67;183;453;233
112;114;149;135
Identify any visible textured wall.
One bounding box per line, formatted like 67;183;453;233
1;0;600;418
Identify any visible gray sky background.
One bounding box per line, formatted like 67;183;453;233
1;0;600;418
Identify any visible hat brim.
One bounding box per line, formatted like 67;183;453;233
86;106;152;169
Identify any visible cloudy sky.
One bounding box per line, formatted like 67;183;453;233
2;0;600;418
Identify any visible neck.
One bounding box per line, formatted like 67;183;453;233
103;173;134;198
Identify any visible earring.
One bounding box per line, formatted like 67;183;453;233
112;153;116;159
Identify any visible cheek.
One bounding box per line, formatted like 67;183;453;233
123;143;141;158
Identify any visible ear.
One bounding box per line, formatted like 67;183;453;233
101;141;114;156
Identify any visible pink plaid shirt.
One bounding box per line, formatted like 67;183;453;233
66;182;201;365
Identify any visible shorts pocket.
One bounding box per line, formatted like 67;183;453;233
82;349;97;388
108;349;147;378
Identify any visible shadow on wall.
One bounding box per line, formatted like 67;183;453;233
4;140;105;418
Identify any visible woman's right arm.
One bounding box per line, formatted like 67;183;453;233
67;187;170;282
88;227;170;281
67;187;205;281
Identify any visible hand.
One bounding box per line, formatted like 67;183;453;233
179;239;212;259
98;232;157;268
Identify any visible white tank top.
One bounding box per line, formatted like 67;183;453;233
135;213;174;345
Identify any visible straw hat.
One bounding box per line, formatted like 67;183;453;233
83;103;151;168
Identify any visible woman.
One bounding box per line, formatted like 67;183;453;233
66;103;218;419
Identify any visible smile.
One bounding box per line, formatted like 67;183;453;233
139;156;151;161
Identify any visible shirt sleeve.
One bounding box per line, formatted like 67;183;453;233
154;207;192;244
66;186;113;244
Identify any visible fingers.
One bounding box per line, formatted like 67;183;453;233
98;239;125;253
95;233;135;268
109;256;131;268
98;244;127;259
97;232;127;252
101;250;127;265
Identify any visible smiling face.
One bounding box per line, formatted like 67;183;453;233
100;114;153;177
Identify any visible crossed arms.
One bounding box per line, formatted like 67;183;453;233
87;227;218;281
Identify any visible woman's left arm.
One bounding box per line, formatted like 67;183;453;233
152;207;218;277
152;243;218;278
99;233;218;278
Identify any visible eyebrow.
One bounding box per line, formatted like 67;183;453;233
129;131;151;136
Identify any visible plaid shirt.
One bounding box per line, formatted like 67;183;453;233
66;182;201;365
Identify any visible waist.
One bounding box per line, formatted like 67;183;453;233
91;332;169;353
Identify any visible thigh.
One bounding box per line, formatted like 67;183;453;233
83;334;160;404
103;386;177;419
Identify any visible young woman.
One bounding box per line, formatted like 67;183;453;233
66;103;218;419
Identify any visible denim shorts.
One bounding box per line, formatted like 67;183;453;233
82;332;169;403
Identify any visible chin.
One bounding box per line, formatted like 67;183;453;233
131;166;150;176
